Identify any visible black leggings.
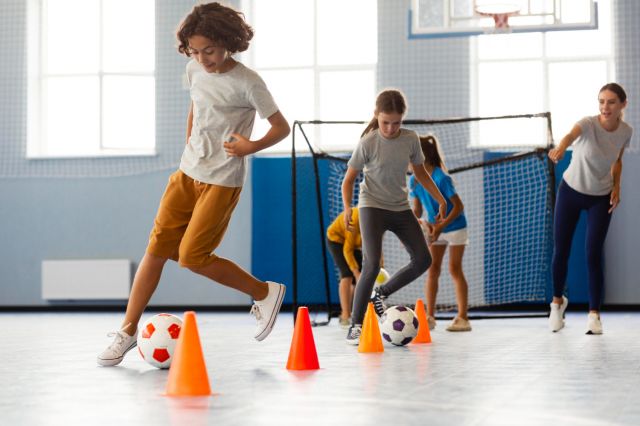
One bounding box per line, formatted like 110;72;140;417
552;180;612;311
351;207;431;325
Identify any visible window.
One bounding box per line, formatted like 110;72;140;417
472;0;613;147
241;0;378;153
27;0;155;158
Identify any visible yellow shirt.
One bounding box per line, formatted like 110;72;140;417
326;208;362;272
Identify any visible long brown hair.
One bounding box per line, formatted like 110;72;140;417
177;2;254;56
361;89;408;137
600;82;627;103
419;135;447;172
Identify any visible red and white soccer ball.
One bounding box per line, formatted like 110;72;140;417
137;313;182;369
380;305;419;346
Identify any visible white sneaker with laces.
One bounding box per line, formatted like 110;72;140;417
549;296;568;332
345;325;362;345
251;281;286;341
97;329;137;366
586;312;603;335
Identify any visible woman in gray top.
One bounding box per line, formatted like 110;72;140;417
342;89;446;345
548;83;633;335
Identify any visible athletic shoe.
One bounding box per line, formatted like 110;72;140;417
251;281;286;341
586;312;603;335
427;315;437;331
370;287;387;317
549;296;568;332
345;324;362;345
446;317;472;332
339;317;351;328
97;329;137;367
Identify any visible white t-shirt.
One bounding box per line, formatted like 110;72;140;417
348;128;425;211
563;115;633;196
179;60;279;187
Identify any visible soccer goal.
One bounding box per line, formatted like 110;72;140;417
291;113;556;324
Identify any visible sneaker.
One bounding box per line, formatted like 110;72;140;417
549;296;569;332
97;329;137;366
446;317;472;332
251;281;286;341
370;287;387;317
345;324;362;345
339;317;351;328
586;312;603;335
427;315;437;331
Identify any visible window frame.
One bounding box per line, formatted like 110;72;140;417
26;0;156;159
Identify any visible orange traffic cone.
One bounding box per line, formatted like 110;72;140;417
286;306;320;370
412;299;432;344
358;302;384;353
165;311;212;396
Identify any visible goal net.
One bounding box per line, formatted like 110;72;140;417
291;114;555;321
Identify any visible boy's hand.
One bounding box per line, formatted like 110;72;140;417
224;133;254;157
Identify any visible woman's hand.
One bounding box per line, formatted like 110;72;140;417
548;147;565;163
609;186;621;213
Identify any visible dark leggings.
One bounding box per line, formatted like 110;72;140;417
552;180;612;311
351;207;431;325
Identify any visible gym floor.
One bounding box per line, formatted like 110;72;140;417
2;311;639;426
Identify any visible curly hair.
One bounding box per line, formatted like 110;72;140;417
176;2;254;56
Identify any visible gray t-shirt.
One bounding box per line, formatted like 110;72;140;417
180;60;279;187
563;115;633;196
348;128;425;211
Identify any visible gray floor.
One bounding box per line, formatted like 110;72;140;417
2;311;640;426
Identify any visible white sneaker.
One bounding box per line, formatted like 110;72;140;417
97;329;137;366
345;324;362;345
446;317;472;332
549;296;568;332
251;281;286;341
586;312;603;335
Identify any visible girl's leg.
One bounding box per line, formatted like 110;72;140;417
381;209;431;296
425;244;447;318
121;252;168;335
552;181;583;303
584;196;612;312
351;208;386;325
448;245;469;319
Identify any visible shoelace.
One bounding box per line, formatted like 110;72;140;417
372;295;385;315
105;323;133;351
250;303;263;321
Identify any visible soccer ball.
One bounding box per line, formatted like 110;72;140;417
380;305;419;346
375;267;390;286
137;313;183;369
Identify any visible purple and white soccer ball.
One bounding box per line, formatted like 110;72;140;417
380;305;419;346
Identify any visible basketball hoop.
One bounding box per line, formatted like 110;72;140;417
474;3;520;33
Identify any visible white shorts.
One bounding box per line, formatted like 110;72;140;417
430;228;469;246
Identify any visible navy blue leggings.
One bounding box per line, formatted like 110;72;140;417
552;180;612;311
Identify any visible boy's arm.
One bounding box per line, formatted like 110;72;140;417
224;111;291;156
411;163;447;220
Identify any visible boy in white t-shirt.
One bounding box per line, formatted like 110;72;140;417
98;2;290;366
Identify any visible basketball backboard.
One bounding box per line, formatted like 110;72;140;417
409;0;598;38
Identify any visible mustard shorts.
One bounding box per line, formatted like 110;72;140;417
147;170;242;267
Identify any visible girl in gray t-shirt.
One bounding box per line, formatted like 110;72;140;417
342;89;447;345
547;83;633;335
